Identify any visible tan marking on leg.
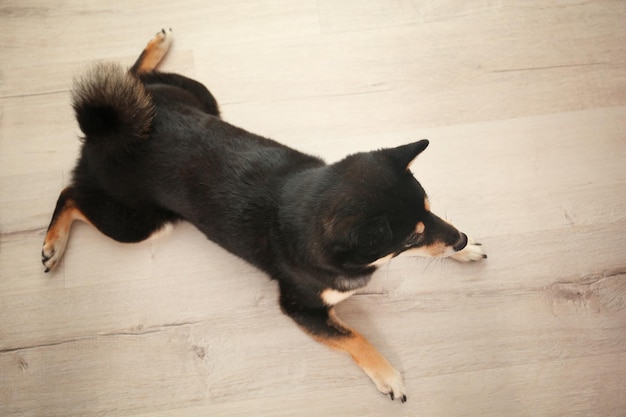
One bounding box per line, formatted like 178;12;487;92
42;199;91;272
135;28;173;73
313;310;406;401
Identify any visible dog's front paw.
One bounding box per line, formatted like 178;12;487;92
370;366;407;403
450;236;487;262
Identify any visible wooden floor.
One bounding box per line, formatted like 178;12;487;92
2;1;625;416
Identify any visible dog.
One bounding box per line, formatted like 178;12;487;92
42;29;486;402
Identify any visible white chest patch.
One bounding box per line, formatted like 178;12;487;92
321;288;356;306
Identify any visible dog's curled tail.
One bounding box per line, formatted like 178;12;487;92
72;63;155;152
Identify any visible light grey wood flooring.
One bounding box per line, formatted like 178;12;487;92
1;1;625;416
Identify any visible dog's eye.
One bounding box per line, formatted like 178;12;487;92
404;232;422;247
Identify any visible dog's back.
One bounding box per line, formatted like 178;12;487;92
71;63;324;270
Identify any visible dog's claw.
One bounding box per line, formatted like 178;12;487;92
42;249;52;259
387;390;407;403
372;366;406;404
42;252;53;271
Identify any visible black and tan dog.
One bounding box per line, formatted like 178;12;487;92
42;29;486;402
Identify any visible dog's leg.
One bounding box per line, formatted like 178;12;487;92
130;28;173;75
42;187;177;272
281;297;406;402
320;310;407;402
138;72;220;117
42;187;91;272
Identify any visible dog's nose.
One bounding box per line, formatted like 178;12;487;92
453;233;468;252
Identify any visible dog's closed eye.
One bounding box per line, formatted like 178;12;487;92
404;221;426;247
404;231;423;247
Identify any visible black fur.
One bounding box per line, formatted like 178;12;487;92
66;63;465;340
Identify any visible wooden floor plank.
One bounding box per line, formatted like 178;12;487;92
1;0;625;415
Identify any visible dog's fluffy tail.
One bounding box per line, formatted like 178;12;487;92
72;63;155;153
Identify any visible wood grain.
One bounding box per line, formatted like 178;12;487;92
1;0;625;416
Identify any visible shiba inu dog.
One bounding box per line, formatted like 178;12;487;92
42;29;486;402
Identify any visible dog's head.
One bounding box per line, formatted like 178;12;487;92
320;140;468;272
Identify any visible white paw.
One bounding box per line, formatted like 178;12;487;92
370;366;407;403
155;28;173;48
450;236;487;263
42;234;69;273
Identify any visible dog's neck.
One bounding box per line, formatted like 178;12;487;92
277;167;377;281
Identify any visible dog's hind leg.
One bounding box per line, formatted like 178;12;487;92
130;29;220;117
42;187;92;272
140;72;221;117
280;296;407;402
42;187;177;272
130;28;173;75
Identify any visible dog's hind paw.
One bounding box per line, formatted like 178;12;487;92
450;236;487;262
156;28;173;41
42;234;68;273
149;28;173;55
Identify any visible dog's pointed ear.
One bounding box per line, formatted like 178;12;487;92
381;139;429;170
